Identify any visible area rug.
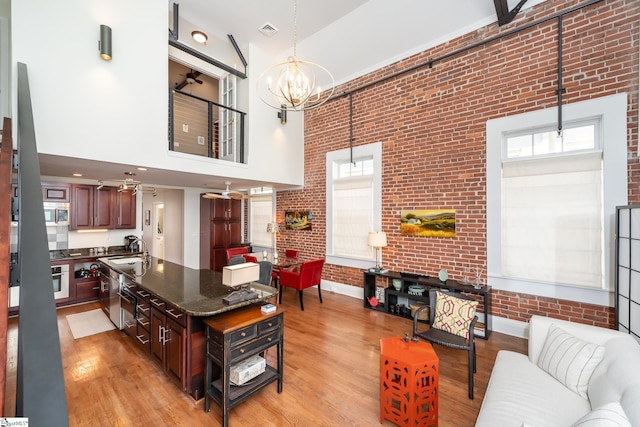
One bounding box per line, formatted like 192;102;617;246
66;309;115;339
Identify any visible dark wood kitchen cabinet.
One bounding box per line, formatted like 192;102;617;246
207;198;242;272
70;184;136;230
151;303;186;384
42;182;70;202
115;189;136;229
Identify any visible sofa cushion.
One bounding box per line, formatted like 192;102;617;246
475;350;591;427
537;324;605;399
431;290;477;339
570;401;631;427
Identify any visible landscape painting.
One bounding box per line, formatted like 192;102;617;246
285;211;312;230
400;209;456;238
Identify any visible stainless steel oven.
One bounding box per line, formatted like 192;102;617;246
51;264;70;300
9;263;70;307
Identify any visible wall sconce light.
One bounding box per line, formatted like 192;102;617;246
99;24;112;61
191;30;208;44
278;104;287;125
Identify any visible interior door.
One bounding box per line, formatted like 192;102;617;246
218;73;237;162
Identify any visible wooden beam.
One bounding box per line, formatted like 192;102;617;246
0;117;13;415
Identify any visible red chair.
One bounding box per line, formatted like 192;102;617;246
285;249;299;258
244;255;258;263
278;259;324;311
225;247;248;264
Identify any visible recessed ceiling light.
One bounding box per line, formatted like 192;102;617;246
73;173;82;177
191;30;208;44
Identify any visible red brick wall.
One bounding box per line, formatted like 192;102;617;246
275;0;639;329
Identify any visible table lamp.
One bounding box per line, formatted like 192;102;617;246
368;231;388;274
266;222;281;257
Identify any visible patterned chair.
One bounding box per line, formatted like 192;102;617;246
278;259;324;311
412;289;478;399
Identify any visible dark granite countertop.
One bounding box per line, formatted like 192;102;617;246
49;246;141;261
99;256;277;317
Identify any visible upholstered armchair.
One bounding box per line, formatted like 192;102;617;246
278;259;325;311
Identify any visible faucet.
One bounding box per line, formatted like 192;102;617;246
133;237;150;263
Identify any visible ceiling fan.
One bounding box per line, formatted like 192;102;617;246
202;182;250;200
175;69;203;90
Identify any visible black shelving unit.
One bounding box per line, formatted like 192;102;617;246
363;270;492;339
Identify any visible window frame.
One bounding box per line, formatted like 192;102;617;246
486;93;627;307
326;142;382;269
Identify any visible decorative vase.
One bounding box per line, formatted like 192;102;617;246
392;279;402;291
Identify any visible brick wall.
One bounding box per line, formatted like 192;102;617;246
275;0;639;328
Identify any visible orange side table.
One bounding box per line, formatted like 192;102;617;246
380;336;438;427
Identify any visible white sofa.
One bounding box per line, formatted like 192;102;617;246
475;315;640;427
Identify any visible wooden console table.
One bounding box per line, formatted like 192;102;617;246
364;271;492;339
203;305;284;427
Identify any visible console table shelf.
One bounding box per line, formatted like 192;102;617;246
364;271;492;339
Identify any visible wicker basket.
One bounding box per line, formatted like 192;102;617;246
410;303;429;321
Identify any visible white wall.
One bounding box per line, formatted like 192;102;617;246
11;0;303;188
11;0;307;263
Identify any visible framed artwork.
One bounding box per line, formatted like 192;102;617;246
401;209;456;238
285;210;312;230
144;209;151;226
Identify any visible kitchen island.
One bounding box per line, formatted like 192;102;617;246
99;256;278;400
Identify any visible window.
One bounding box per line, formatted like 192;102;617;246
486;94;628;306
249;187;273;249
326;142;382;269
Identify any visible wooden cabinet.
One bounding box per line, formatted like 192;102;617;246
204;306;283;427
70;184;136;230
363;271;492;339
209;198;242;272
115;189;136;229
42;182;70;202
151;304;186;384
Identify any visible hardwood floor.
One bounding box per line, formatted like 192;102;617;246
4;290;526;426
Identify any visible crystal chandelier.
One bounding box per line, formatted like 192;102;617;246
257;0;334;112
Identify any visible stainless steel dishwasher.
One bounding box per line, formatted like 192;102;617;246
108;268;123;329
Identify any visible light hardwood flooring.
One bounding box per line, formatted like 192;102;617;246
4;290;526;426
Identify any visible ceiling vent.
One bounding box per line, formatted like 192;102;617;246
258;22;279;37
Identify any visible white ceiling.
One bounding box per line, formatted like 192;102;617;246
173;0;540;87
38;0;543;193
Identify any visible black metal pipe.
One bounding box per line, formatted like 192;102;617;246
557;15;564;135
349;92;355;164
334;0;604;99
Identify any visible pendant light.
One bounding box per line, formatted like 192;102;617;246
256;0;334;112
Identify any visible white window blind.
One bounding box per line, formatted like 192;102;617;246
501;151;603;288
332;176;374;259
250;194;273;248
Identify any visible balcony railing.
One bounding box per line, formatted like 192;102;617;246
168;88;246;163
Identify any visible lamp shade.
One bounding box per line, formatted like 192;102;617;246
267;222;281;233
368;231;387;248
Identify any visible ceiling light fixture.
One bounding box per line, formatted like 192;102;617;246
191;30;208;44
256;0;334;112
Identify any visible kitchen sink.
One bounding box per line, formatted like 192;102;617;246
110;257;144;265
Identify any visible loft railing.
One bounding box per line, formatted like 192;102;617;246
168;88;246;163
14;62;69;425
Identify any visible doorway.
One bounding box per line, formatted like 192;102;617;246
154;202;165;260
